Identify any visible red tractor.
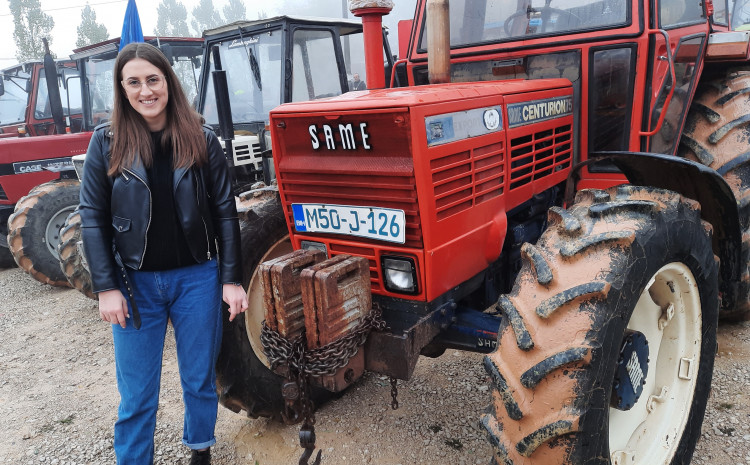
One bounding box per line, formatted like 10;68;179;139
215;0;750;463
0;58;80;139
1;37;204;283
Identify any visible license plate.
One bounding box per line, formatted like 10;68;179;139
292;203;406;244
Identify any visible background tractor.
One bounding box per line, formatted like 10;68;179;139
1;37;204;285
214;0;750;464
0;57;79;140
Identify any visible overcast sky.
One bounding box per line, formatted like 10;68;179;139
0;0;418;69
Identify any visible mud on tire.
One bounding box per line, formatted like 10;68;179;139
8;180;79;286
679;68;750;320
57;209;96;300
482;186;718;465
216;195;334;420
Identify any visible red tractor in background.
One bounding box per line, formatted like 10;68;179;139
0;57;80;139
213;0;750;463
0;37;204;282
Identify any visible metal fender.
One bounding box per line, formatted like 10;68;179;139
568;151;742;308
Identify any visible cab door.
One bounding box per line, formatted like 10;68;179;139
642;0;709;154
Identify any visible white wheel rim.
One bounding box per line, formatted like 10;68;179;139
46;207;76;258
608;262;702;464
244;235;292;368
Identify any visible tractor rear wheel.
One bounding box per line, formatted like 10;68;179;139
481;186;717;465
216;195;334;420
8;180;79;286
57;209;95;300
679;67;750;320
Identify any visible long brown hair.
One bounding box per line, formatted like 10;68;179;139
108;42;206;176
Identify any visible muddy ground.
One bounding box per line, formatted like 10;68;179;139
0;266;748;465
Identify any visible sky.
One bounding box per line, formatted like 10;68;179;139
0;0;418;69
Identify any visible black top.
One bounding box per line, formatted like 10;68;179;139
140;131;197;271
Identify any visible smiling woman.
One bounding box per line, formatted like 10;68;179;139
77;42;247;465
120;59;169;131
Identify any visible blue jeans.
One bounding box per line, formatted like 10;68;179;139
112;259;222;465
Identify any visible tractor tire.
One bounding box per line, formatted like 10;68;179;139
481;186;718;465
8;180;79;287
679;67;750;320
57;209;96;300
215;195;334;420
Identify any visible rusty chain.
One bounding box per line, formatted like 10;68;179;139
261;306;387;464
260;306;386;377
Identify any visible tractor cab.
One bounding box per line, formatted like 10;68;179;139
396;0;735;190
70;37;204;134
0;60;80;138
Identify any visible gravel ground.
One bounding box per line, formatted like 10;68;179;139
0;265;748;465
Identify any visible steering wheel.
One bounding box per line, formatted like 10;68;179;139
504;6;581;36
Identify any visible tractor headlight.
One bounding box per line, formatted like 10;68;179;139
382;256;418;294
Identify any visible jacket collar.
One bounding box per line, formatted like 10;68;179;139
173;165;190;191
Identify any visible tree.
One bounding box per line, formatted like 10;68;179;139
223;0;246;23
9;0;55;62
76;5;109;48
191;0;223;36
155;0;191;37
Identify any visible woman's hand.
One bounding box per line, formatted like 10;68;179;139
98;289;129;328
223;283;248;322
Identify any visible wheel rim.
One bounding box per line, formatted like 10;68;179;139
608;262;702;464
46;207;76;258
244;235;293;368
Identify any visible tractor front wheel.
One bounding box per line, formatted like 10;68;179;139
57;209;95;300
216;195;335;420
482;186;717;464
8;180;79;286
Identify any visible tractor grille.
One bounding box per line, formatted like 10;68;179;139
430;141;505;221
0;183;7;201
327;243;383;292
509;124;572;190
233;141;263;170
279;169;423;249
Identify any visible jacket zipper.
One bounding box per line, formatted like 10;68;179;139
124;168;152;268
179;169;211;261
193;173;212;260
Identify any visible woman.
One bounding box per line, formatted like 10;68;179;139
79;43;248;465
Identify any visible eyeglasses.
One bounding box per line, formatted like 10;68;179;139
121;75;166;93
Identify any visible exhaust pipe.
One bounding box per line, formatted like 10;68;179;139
350;0;394;90
427;0;451;84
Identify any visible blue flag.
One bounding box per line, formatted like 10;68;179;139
119;0;144;51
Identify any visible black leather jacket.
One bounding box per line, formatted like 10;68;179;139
79;123;242;293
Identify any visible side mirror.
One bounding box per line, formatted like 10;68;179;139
0;78;4;97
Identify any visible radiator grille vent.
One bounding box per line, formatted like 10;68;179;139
430;142;504;221
509;124;572;190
